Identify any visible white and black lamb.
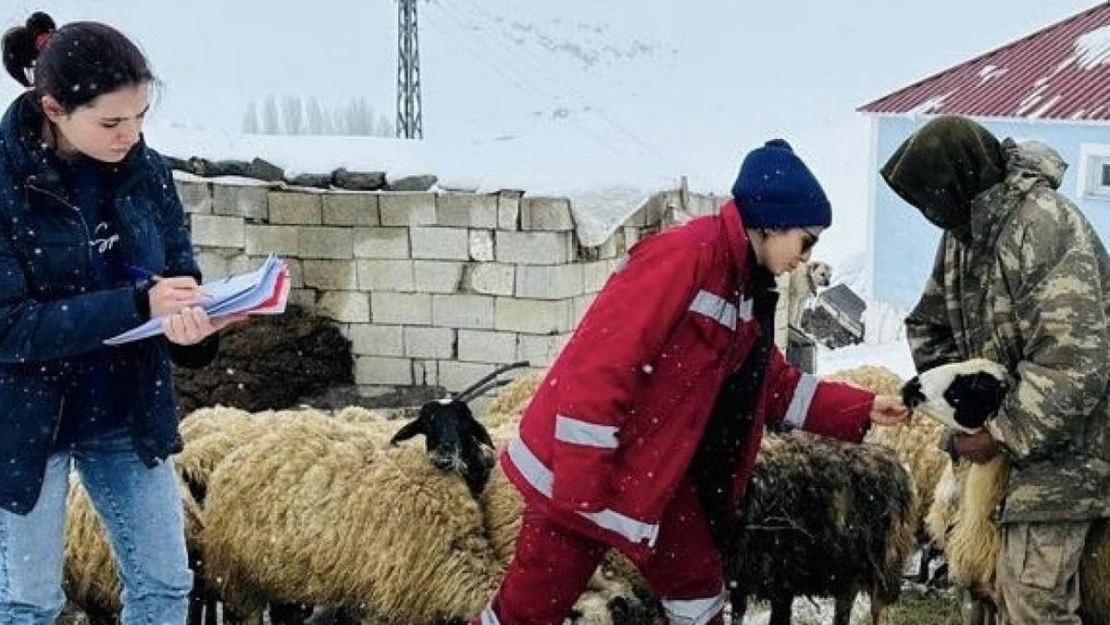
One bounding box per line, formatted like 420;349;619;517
904;359;1110;625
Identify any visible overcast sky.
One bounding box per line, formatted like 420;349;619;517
1;1;1101;265
1;1;1097;134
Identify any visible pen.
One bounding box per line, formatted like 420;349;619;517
125;263;211;298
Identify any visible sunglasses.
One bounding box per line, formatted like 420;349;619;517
800;227;821;254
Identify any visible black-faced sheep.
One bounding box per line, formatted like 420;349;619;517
904;359;1110;625
195;367;510;624
196;363;650;625
201;414;500;624
724;430;917;625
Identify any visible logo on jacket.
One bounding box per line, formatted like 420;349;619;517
91;222;120;253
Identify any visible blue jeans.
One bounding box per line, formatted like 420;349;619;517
0;429;192;625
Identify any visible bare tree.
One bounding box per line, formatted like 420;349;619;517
305;97;327;135
375;113;394;138
281;95;304;135
330;104;348;135
244;95;391;136
241;100;260;134
261;94;280;135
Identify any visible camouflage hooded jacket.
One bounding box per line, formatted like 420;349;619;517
886;118;1110;523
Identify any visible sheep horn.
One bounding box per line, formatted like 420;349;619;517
454;360;530;402
457;378;514;403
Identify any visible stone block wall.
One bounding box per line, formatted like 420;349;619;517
175;174;723;399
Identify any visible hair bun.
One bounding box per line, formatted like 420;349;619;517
2;12;55;87
27;12;56;36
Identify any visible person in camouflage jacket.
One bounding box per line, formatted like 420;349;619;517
882;115;1110;625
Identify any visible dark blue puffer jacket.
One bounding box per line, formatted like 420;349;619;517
0;92;217;514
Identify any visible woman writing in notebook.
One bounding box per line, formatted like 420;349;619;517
0;13;242;625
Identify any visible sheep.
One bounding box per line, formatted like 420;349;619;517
473;364;918;625
479;369;544;429
903;360;1014;600
176;404;406;504
175;406;367;507
62;471;205;625
60;406;255;625
198;363;652;625
905;359;1110;625
61;405;388;625
828;365;952;585
786;260;831;328
59;406;254;625
201;415;500;624
724;430;917;625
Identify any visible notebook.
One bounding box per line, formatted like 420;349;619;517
104;254;290;346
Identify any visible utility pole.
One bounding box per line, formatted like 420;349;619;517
396;0;423;139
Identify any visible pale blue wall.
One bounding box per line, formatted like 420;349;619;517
870;115;1110;309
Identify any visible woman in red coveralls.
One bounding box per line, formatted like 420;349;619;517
477;139;910;625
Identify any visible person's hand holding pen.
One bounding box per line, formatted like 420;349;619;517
125;264;204;317
126;264;246;345
147;275;205;317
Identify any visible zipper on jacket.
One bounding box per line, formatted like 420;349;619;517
51;395;65;449
26;182;96;271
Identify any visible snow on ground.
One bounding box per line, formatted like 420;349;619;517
817;296;914;378
148;124;685;248
817;338;915;379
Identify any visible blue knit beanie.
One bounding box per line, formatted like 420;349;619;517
731;139;831;228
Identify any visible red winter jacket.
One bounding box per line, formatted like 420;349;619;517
500;202;875;556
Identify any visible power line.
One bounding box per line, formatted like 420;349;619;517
443;0;675;168
430;2;643;160
421;6;633;160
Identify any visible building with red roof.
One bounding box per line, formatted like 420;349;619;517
859;2;1110;306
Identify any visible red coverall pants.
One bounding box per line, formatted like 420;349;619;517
475;482;725;625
